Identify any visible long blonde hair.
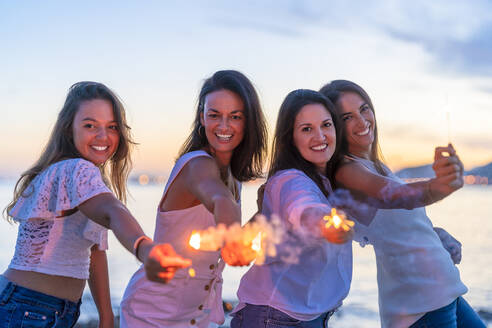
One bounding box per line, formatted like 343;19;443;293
4;81;135;222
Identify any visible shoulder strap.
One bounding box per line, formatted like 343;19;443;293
161;150;212;200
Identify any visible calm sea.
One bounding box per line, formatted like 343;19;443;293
0;181;491;327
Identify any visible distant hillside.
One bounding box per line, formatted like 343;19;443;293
467;162;492;177
396;164;434;179
396;161;492;185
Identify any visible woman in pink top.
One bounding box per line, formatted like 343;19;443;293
320;80;485;327
1;82;190;327
232;89;352;327
120;70;268;327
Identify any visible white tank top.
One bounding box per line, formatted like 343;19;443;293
349;155;467;328
120;150;240;328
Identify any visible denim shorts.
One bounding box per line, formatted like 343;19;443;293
0;275;81;328
409;297;486;328
231;303;334;328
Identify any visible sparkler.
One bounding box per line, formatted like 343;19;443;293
446;111;451;144
321;208;354;244
189;231;201;250
443;93;451;144
186;214;283;274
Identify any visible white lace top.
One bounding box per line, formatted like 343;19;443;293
8;158;111;279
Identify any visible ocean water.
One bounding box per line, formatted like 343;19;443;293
0;181;491;327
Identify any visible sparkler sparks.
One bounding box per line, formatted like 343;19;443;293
186;214;284;267
321;208;354;243
189;231;201;250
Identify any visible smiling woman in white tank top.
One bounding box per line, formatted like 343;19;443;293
320;80;485;328
120;70;267;328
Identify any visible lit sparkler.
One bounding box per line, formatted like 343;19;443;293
321;208;354;244
185;215;283;270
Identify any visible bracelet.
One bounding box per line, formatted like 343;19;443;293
133;235;152;261
425;180;436;203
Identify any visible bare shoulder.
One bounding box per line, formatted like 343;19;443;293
335;161;381;190
336;161;369;179
182;155;221;183
160;156;219;211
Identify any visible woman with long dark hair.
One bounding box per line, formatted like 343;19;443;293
120;70;267;328
320;80;485;328
232;89;352;327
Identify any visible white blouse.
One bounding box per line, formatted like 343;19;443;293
234;169;352;321
351;156;467;328
8;158;110;279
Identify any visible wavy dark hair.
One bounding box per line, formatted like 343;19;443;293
268;89;343;197
4;81;135;222
319;80;387;176
179;70;267;182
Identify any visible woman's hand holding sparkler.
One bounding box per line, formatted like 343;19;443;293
188;215;281;268
320;208;355;244
221;240;258;266
188;224;259;267
140;242;192;283
429;144;464;201
301;207;354;244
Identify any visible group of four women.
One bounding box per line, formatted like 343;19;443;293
1;70;485;327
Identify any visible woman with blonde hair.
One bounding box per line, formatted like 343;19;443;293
1;81;190;327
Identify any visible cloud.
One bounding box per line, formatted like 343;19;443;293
477;85;492;95
212;18;304;38
382;124;439;142
204;1;492;77
460;135;492;150
384;21;492;77
367;1;492;77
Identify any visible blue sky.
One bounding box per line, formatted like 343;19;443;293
1;1;491;175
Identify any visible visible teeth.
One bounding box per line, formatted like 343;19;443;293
356;127;370;136
216;134;232;139
92;146;108;151
312;144;327;151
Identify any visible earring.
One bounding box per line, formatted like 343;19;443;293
198;125;205;138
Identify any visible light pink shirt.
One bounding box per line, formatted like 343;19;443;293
235;169;352;321
121;151;239;328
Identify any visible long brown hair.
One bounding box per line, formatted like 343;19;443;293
269;89;343;197
4;81;135;222
179;70;267;182
319;80;387;175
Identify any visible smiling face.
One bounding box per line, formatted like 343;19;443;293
337;92;375;159
72;99;120;165
200;89;245;162
293;103;336;174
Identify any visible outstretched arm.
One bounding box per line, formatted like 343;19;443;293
183;156;241;227
78;194;191;283
336;144;464;210
88;245;114;328
277;172;353;244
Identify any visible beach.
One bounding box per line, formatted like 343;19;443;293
1;181;491;327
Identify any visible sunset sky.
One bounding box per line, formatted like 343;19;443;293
1;1;491;176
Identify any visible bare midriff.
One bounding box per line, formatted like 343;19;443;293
3;268;85;302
